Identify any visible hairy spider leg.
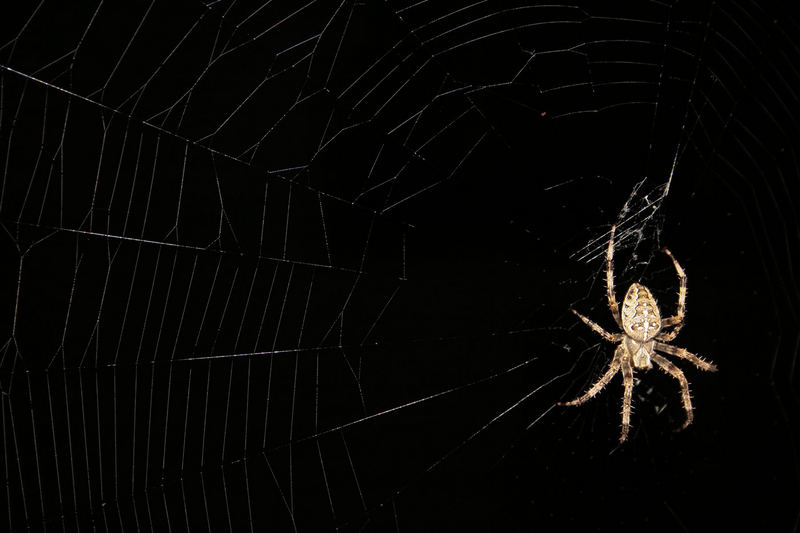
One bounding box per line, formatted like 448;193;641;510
571;309;623;343
657;248;687;341
619;353;635;442
606;225;623;327
652;353;694;430
654;342;717;372
559;345;624;406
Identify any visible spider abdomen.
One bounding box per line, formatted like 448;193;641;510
622;283;662;342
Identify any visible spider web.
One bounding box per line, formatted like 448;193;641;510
1;1;799;531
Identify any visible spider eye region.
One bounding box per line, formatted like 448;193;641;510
622;283;662;341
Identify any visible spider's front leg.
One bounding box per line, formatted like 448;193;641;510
559;345;623;406
652;353;694;430
619;353;634;442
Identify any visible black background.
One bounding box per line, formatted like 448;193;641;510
1;1;799;532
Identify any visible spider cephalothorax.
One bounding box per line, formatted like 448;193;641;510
560;225;717;443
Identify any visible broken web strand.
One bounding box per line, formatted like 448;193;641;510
570;1;716;270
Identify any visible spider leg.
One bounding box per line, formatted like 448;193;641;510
655;327;679;342
654;341;717;372
619;352;634;443
559;345;623;406
659;248;687;338
571;309;624;343
607;225;623;328
651;353;694;430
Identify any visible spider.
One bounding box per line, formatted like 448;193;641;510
560;225;717;443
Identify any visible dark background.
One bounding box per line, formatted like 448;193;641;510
1;1;798;531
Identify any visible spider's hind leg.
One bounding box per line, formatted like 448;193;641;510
659;248;687;338
606;225;623;327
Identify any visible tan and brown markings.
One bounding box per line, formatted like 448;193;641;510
559;225;716;443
